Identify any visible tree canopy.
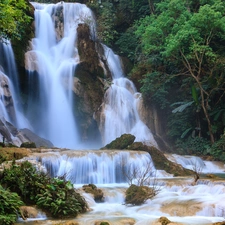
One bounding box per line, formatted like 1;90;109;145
0;0;32;41
131;0;225;157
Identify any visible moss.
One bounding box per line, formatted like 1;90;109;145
128;142;193;176
82;184;104;202
125;184;154;205
102;134;135;150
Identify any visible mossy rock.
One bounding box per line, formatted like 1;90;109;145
20;142;36;148
128;142;193;176
82;184;104;202
158;217;171;225
125;184;155;205
102;134;135;150
95;221;110;225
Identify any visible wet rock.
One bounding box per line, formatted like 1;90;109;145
82;184;104;202
20;206;38;220
158;217;171;225
74;23;106;143
125;184;155;205
102;134;135;150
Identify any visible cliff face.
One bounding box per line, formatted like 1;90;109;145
73;23;107;142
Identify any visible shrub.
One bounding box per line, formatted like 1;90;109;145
0;185;24;225
1;161;88;218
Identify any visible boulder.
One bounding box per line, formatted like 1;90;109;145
102;134;135;150
125;184;155;205
82;184;104;202
20;206;38;220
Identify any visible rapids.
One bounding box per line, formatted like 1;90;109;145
15;150;225;225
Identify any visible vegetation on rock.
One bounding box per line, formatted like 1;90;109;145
0;161;88;218
102;133;135;149
128;142;193;176
125;184;156;205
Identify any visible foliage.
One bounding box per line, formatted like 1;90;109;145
115;27;138;62
94;2;118;46
0;0;32;41
133;0;225;152
176;137;210;155
1;161;88;218
0;185;24;225
210;132;225;162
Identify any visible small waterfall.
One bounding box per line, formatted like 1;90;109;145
101;46;158;147
26;2;95;148
28;150;157;185
0;41;29;129
167;154;225;174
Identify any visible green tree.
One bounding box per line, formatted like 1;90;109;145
0;0;32;41
135;0;225;145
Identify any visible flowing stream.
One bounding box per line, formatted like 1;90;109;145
16;150;225;225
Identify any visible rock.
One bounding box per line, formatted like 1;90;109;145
0;117;53;148
20;206;38;220
158;217;171;225
213;222;225;225
95;221;111;225
24;51;40;72
128;142;193;176
73;23;106;143
0;72;16;123
19;128;54;148
82;184;104;202
125;184;155;205
102;134;135;150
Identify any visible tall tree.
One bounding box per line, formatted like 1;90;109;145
135;0;225;144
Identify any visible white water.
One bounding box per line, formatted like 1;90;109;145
27;150;161;185
18;150;225;225
0;40;29;128
167;154;225;174
102;46;158;147
25;2;96;148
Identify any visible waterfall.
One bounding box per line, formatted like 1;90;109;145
166;154;225;174
0;40;29;129
101;46;158;147
25;2;96;148
29;150;158;185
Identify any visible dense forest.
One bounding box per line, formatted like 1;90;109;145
0;0;225;161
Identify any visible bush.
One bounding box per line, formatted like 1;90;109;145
1;161;88;218
0;185;24;225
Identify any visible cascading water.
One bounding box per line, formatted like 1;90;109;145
27;150;158;185
0;40;29;129
101;46;158;147
25;2;96;148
